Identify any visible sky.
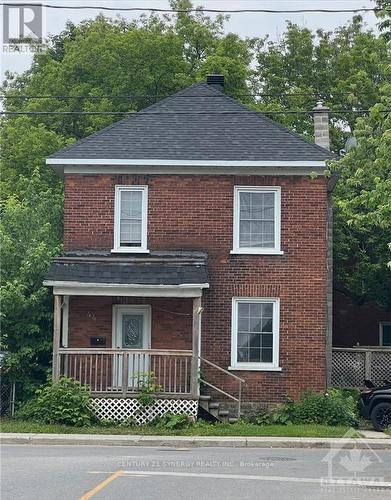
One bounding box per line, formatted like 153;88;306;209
0;0;379;81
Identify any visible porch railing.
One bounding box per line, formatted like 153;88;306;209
56;348;193;397
331;347;391;388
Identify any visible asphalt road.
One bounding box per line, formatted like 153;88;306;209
1;444;390;500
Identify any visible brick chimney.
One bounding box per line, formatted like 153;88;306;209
313;101;330;150
207;74;224;90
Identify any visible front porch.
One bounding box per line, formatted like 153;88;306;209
49;292;204;422
44;251;211;421
50;293;203;399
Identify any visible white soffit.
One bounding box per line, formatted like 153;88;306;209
43;281;209;298
46;158;326;176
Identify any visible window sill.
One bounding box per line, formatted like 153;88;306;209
230;249;284;256
228;366;282;372
111;248;150;254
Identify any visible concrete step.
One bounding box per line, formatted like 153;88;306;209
199;395;239;423
218;410;229;417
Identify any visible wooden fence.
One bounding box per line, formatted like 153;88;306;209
331;347;391;388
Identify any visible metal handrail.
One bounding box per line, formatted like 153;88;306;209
198;355;245;418
198;356;245;382
200;380;239;402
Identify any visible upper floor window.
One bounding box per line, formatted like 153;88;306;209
232;186;282;255
113;185;148;253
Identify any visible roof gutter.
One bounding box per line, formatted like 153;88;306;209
47;158;326;167
43;280;210;298
46;159;327;177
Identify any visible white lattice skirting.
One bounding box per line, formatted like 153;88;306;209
90;398;198;424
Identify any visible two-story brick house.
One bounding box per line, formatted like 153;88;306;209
44;75;334;421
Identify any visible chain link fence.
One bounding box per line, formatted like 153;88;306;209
0;377;16;416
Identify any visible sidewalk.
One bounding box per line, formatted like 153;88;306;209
1;432;390;449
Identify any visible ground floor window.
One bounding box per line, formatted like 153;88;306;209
230;297;280;370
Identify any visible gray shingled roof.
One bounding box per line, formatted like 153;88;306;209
49;83;333;162
45;254;208;286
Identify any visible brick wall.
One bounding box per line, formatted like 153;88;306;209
64;174;328;402
68;296;192;350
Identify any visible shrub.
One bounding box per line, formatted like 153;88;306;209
254;407;292;426
289;389;359;427
136;372;161;407
15;377;94;426
254;390;359;427
151;412;193;430
254;412;272;426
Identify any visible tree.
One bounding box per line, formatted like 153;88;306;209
253;17;389;152
0;118;68;395
332;83;391;309
3;7;254;140
375;0;391;40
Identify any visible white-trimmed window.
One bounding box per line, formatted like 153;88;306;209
380;322;391;347
230;298;280;371
113;185;148;252
232;186;282;254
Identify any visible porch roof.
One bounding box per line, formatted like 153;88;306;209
43;251;209;297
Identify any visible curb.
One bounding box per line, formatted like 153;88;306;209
1;433;391;449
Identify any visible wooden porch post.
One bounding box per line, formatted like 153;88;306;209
190;296;202;398
52;294;62;382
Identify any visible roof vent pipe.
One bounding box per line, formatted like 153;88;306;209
313;101;330;151
206;74;225;89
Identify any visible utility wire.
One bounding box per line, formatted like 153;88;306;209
1;109;389;116
0;92;372;100
0;3;383;14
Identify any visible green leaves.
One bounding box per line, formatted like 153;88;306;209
15;378;94;426
136;372;162;407
253;17;389;152
0;119;67;396
333;86;391;308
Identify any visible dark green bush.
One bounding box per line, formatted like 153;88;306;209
255;389;359;427
254;407;292;426
15;377;94;426
151;412;193;430
289;389;358;427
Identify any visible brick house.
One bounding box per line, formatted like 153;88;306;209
333;291;391;348
44;75;335;421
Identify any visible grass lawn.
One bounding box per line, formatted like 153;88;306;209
0;419;359;438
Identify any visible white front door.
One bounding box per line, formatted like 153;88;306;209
112;305;151;388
